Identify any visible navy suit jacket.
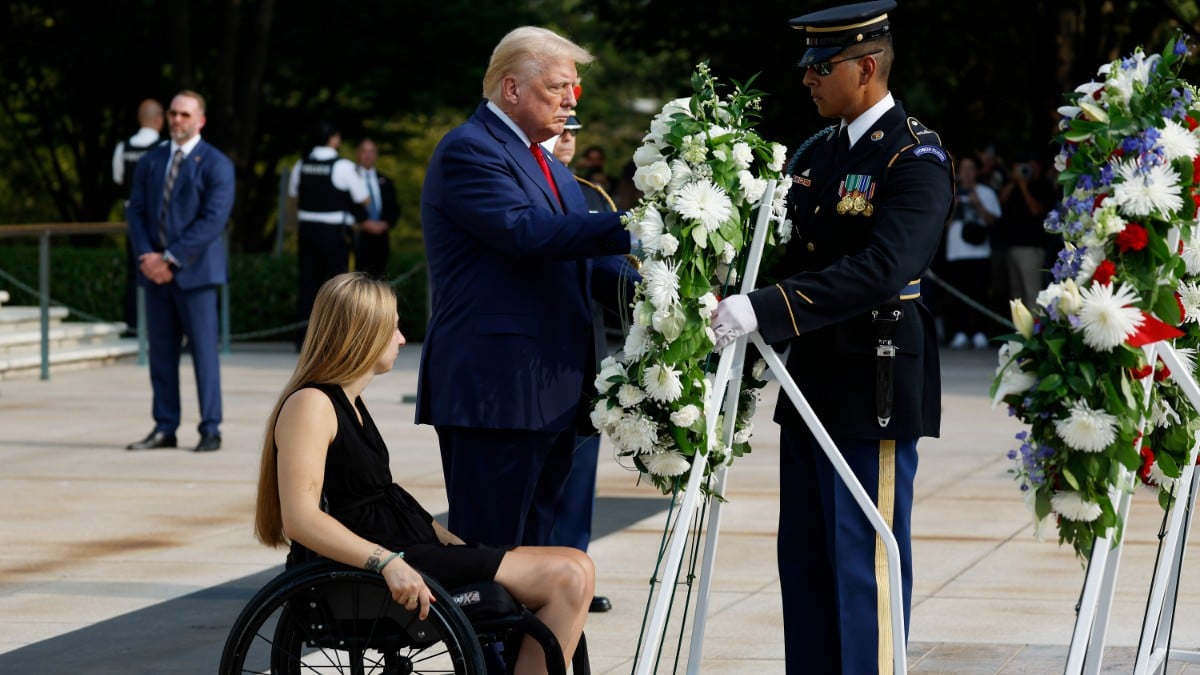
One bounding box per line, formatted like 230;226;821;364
127;138;235;289
417;102;631;432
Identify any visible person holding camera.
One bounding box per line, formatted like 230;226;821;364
990;150;1058;311
943;154;1001;349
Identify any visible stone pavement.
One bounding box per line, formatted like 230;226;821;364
1;342;1198;673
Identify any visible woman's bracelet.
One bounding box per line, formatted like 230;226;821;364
368;550;404;573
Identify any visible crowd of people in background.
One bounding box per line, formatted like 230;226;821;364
928;143;1061;351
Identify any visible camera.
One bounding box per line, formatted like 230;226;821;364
1015;163;1033;179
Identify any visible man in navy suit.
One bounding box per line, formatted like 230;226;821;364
125;90;235;454
417;26;632;555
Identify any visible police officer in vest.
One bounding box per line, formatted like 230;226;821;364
288;122;370;349
710;2;955;672
112;98;165;337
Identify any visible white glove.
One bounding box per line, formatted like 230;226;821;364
711;294;758;351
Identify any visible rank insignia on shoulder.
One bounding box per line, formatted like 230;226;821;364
911;145;948;162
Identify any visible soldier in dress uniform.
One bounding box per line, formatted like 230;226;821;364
710;1;955;672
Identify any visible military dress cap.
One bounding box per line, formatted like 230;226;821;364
563;114;582;131
790;0;897;68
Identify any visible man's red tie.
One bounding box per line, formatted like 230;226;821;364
530;142;561;205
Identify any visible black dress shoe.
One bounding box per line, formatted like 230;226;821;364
589;595;612;613
126;430;177;450
192;433;221;452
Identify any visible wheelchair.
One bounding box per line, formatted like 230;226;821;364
219;558;590;674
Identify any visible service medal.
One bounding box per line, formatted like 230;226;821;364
853;195;867;213
837;196;850;214
863;203;874;216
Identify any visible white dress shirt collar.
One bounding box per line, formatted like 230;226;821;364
843;92;895;148
486;100;533;147
170;134;203;158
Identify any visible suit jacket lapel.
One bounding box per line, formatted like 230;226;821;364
476;104;564;214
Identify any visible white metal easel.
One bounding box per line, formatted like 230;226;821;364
633;180;908;674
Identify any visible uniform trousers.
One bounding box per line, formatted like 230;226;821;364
436;426;576;548
778;423;916;675
297;221;351;342
144;280;222;435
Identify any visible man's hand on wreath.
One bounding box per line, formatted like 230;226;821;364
711;294;757;351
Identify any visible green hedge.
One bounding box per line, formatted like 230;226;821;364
0;246;429;341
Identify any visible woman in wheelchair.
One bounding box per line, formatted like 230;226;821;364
253;272;595;674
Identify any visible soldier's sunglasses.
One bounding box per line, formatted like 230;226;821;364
807;48;883;76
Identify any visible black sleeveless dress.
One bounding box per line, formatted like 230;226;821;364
286;382;507;589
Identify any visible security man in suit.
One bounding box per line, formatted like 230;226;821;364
125;90;235;454
112;98;165;337
288;122;370;349
353;138;400;280
710;2;955;672
417;26;630;563
546;112;639;613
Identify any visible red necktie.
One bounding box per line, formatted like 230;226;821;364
530;142;561;205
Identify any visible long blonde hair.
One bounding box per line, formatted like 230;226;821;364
254;272;398;546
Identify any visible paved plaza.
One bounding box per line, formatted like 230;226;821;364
1;343;1199;673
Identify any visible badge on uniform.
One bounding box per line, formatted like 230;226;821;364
837;173;875;216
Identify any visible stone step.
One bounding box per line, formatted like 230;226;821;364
0;305;137;379
0;306;70;333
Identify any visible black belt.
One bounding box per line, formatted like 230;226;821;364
872;304;902;428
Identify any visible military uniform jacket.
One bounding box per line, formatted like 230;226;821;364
747;102;954;440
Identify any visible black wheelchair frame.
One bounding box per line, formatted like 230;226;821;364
219;558;589;674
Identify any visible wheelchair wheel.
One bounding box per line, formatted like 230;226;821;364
220;559;486;674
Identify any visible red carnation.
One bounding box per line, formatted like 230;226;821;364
1154;360;1171;382
1188;115;1199;131
1093;260;1117;285
1138;445;1156;485
1131;364;1153;379
1116;224;1149;252
1092;194;1106;211
1177;292;1187;325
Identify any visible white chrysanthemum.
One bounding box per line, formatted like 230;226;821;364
617;383;647;407
667;159;693;193
642;363;684;402
697;292;719;316
641;450;691;477
594;356;627;392
1176;346;1198;375
1185;236;1200;276
1111;159;1184;218
640;259;680;310
611;412;659;455
737;170;767;204
634;160;673;197
1077;282;1144;351
1159;118;1200;162
673;179;733;233
633;143;664;168
731;142;754;169
624;322;651;358
656;233;679;257
634;206;665;250
1054;399;1119;453
669;404;701;427
1180;281;1200;324
769;143;787;172
776;218;793;244
992;341;1037;408
1050;491;1104;522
